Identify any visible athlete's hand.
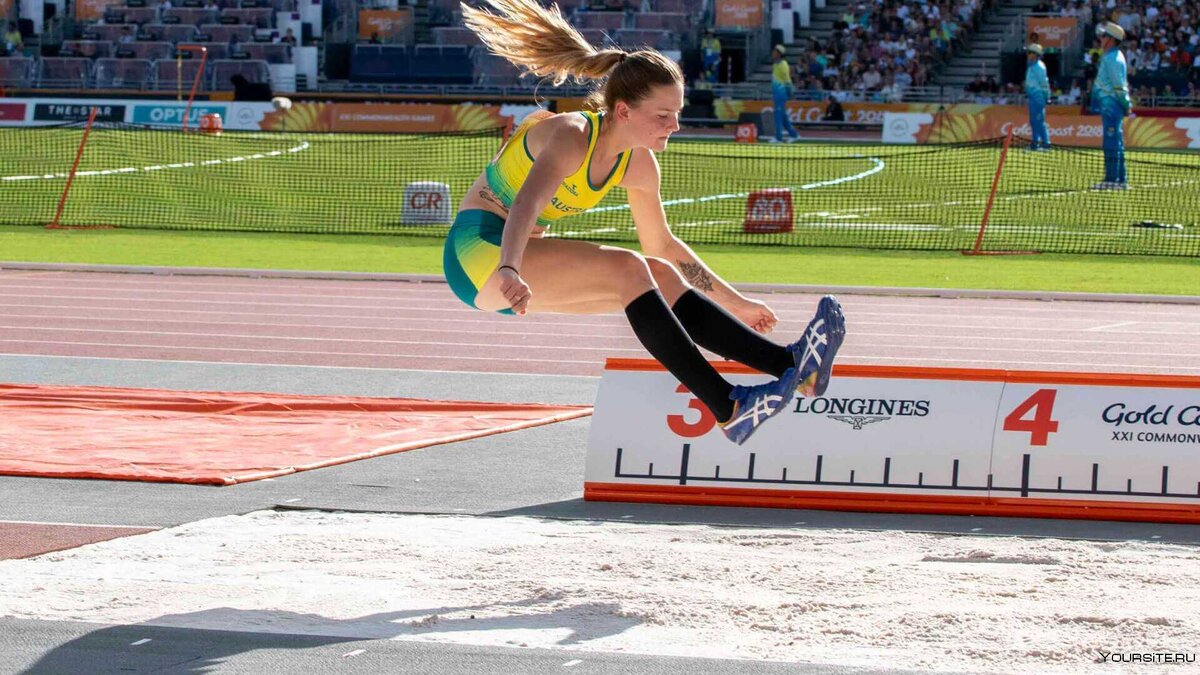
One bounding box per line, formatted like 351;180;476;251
732;297;778;334
498;266;532;316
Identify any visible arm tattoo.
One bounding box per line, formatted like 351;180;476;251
678;261;715;293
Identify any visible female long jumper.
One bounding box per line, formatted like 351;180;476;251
443;0;845;444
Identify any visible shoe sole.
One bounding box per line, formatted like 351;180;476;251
806;296;845;397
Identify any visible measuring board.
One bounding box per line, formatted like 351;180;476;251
584;359;1200;524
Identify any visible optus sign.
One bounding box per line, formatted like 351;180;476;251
131;104;228;127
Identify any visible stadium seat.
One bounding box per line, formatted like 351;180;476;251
154;57;209;90
221;8;273;29
200;24;254;43
634;12;691;33
162;8;220;26
432;27;481;46
240;43;291;64
210;58;270;90
38;57;94;87
577;13;623;31
61;40;114;59
178;42;228;60
124;41;174;60
86;25;136;43
349;44;410;83
473;51;523;86
614;29;675;50
114;7;160;24
653;0;702;13
411;44;473;84
143;24;201;43
0;58;34;88
95;58;152;88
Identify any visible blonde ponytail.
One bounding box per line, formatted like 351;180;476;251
461;0;625;85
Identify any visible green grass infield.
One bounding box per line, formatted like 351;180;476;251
2;226;1197;296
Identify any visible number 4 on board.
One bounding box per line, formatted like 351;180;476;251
1002;388;1060;446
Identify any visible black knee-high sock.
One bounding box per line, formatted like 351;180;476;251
625;289;735;423
672;289;794;378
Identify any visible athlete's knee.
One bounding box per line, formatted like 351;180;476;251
607;249;655;298
645;256;688;302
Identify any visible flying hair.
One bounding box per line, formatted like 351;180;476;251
460;0;682;111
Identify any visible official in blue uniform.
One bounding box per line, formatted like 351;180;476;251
1024;43;1051;150
1090;21;1132;190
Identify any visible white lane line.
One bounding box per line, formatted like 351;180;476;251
0;313;635;338
1086;321;1138;332
0;326;644;352
0;283;456;302
7;326;1193;359
3;301;1194;335
562;659;582;667
0;302;622;326
0;341;609;364
1;142;311;182
11;313;1197;344
0;353;601;378
343;649;366;658
844;354;1200;371
130;639;152;646
0;292;457;311
0;519;158;529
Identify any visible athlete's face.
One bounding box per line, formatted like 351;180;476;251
619;83;684;152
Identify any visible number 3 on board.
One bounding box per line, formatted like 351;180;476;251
1002;388;1060;446
667;384;717;437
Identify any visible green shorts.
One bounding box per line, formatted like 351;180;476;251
442;209;515;315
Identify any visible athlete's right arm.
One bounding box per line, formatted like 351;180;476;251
496;118;588;314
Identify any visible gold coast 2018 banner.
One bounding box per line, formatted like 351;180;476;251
257;103;512;133
885;108;1200;149
713;99;1200;149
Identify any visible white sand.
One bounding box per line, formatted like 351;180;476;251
1;511;1197;671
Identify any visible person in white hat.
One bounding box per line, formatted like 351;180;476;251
1090;21;1132;189
769;44;800;143
1024;43;1052;150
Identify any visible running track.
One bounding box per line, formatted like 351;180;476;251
2;269;1199;375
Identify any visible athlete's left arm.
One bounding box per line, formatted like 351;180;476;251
622;147;779;334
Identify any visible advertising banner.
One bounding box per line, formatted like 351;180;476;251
357;9;413;42
585;360;1200;523
130;103;228;127
0;102;26;124
714;99;1082;125
252;102;511;133
714;0;763;29
1027;17;1078;49
883;110;1200;149
33;102;126;122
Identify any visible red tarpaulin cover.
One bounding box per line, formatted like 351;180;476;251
0;384;592;485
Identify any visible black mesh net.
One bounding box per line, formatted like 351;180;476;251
2;124;1197;256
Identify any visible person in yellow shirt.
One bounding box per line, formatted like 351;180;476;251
770;44;799;143
701;29;721;84
3;22;23;56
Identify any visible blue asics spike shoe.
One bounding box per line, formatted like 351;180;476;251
787;295;846;398
719;367;797;445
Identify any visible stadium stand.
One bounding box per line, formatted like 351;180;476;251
6;0;1190;105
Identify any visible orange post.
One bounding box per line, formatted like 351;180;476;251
47;106;98;230
176;45;209;132
964;128;1014;255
